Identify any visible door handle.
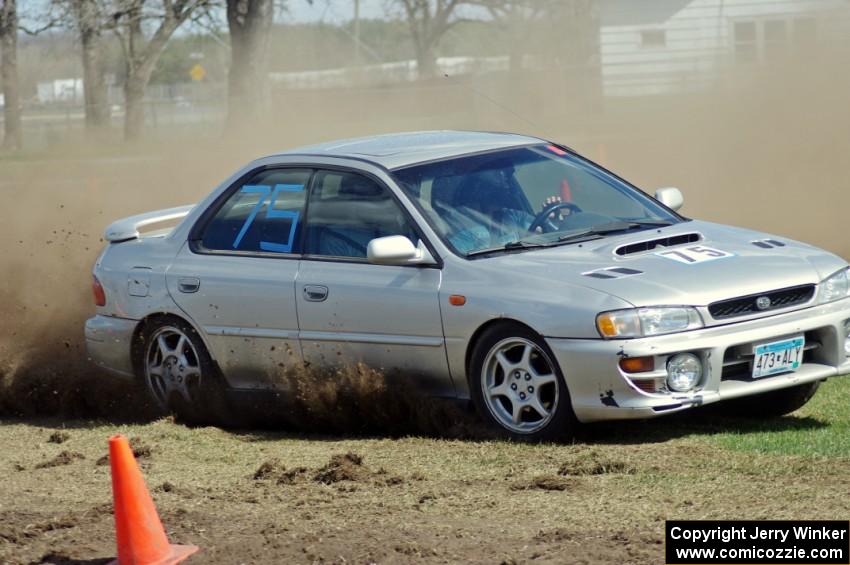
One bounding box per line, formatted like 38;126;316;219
178;277;200;293
303;284;328;302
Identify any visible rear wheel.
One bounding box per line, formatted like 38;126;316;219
469;323;576;441
138;317;230;425
720;381;821;418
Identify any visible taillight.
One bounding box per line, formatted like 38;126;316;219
92;275;106;306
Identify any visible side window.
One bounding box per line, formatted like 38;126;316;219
201;169;311;254
304;170;418;259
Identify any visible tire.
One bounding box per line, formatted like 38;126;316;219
136;316;231;426
469;323;577;441
719;381;821;418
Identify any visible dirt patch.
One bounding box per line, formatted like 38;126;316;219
46;431;70;444
34;451;85;469
153;481;195;498
128;438;153;459
558;449;636;476
252;452;394;486
511;475;573;491
0;503;111;546
313;452;370;484
251;458;309;484
277;467;310;485
251;458;311;485
252;458;281;480
534;528;573;543
0;512;76;544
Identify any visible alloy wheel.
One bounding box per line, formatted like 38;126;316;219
144;326;203;409
481;337;560;434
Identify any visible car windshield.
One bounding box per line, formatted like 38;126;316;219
393;144;681;256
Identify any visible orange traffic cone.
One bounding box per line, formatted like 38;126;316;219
107;435;199;565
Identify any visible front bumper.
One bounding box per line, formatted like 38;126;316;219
84;315;137;379
547;298;850;423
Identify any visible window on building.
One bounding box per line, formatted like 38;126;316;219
734;21;758;63
763;20;788;59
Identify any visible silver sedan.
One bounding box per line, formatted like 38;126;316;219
85;131;850;440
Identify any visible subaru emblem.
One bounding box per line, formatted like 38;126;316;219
755;296;772;310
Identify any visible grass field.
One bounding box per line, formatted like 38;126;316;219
706;379;850;458
2;379;849;564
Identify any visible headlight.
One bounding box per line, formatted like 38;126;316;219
596;307;703;338
819;268;850;304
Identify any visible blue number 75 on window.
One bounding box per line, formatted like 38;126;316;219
232;183;303;253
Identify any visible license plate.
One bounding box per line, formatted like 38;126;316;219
752;336;804;378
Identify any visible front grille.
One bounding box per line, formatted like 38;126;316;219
708;284;815;319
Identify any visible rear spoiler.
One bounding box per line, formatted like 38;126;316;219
104;204;195;243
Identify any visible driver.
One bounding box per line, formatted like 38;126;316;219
442;170;568;253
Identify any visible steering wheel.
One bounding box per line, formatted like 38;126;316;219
528;202;583;233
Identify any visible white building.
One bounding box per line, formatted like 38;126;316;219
598;0;850;96
37;79;84;104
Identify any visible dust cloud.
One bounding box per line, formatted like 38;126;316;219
1;36;847;422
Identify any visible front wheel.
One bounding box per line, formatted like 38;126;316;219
469;324;577;441
719;381;821;418
138;317;230;425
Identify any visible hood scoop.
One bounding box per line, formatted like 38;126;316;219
751;239;786;249
614;232;701;256
583;267;644;280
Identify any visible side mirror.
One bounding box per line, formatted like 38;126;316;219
654;187;684;211
367;235;435;266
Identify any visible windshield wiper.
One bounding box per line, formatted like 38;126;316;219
556;221;650;244
554;219;674;245
466;220;675;256
466;240;547;258
628;219;674;227
558;220;673;243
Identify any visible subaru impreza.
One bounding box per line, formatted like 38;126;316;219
85;131;850;440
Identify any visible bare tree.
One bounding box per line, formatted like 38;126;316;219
478;0;549;71
21;1;107;131
110;0;213;139
226;0;272;129
389;0;463;79
74;0;111;128
475;0;596;71
0;0;21;150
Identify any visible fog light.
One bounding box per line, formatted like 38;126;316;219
666;353;702;392
844;320;850;356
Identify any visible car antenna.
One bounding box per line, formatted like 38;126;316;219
442;71;549;136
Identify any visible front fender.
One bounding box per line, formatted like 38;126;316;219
439;258;631;397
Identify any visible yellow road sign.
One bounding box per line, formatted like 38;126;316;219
189;63;206;82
